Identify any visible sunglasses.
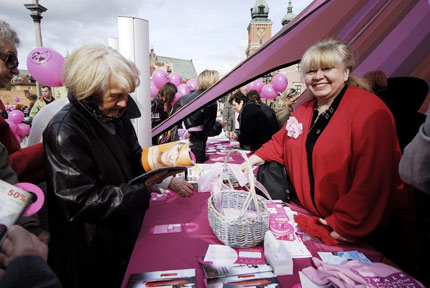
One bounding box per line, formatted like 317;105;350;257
0;52;19;70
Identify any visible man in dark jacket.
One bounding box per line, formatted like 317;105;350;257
229;91;277;151
247;90;279;132
43;44;192;288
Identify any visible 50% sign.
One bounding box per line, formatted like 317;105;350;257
7;189;28;203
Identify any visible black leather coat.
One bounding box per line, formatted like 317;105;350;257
43;93;150;288
172;90;222;162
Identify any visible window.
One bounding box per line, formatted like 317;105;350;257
295;84;302;95
296;63;301;72
259;39;263;44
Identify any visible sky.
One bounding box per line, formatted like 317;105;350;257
1;0;313;77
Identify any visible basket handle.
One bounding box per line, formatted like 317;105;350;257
223;149;261;218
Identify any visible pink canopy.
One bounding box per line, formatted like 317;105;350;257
153;0;430;137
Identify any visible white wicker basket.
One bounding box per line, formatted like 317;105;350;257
208;149;270;248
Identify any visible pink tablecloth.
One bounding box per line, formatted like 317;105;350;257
121;139;383;287
121;192;382;287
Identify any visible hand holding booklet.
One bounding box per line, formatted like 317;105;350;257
129;140;195;184
0;180;35;244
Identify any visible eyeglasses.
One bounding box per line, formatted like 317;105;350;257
0;52;19;70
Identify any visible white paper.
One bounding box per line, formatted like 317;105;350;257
238;251;262;259
204;244;238;265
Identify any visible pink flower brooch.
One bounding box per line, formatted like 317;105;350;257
286;116;303;139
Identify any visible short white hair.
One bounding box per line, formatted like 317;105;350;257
62;43;140;102
0;20;20;46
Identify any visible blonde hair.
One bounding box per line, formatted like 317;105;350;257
300;38;371;91
62;44;140;102
197;70;219;91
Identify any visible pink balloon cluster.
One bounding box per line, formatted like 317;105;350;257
6;109;30;143
261;84;277;99
247;73;288;99
151;70;197;104
246;79;264;94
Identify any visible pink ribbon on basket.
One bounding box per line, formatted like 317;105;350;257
178;122;204;140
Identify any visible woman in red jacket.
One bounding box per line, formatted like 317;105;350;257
246;38;403;243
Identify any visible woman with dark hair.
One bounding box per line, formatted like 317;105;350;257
151;82;177;144
151;82;177;128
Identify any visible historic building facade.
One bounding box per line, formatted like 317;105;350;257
246;0;305;96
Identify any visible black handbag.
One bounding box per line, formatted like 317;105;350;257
256;161;295;202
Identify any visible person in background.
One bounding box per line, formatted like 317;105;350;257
0;225;61;288
245;37;403;242
43;44;192;288
229;91;277;151
0;20;44;183
247;89;279;131
151;82;177;144
29;86;55;118
271;88;299;128
222;94;235;139
363;70;388;98
172;70;225;162
27;97;69;146
399;101;430;286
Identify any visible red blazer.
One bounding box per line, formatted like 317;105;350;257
255;86;403;240
0;100;44;183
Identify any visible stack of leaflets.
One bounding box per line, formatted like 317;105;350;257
201;261;280;287
126;268;195;288
317;251;372;265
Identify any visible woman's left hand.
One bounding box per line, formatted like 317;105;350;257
319;218;354;243
168;177;194;198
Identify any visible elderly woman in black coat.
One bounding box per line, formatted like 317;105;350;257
43;44;192;288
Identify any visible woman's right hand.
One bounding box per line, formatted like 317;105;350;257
241;154;265;173
144;169;185;187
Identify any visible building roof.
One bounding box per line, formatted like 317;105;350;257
251;0;269;19
282;0;297;26
156;56;198;80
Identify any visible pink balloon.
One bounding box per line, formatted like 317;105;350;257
150;81;159;98
272;73;288;93
16;123;31;136
14;97;20;102
246;81;256;91
152;69;169;89
8;110;25;124
186;79;198;91
168;72;182;87
6;119;18;133
261;84;277;99
27;47;64;87
254;80;264;94
177;83;190;97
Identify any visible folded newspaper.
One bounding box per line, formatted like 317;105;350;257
129;140;194;184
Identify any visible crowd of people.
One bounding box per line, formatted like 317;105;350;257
1;17;429;288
